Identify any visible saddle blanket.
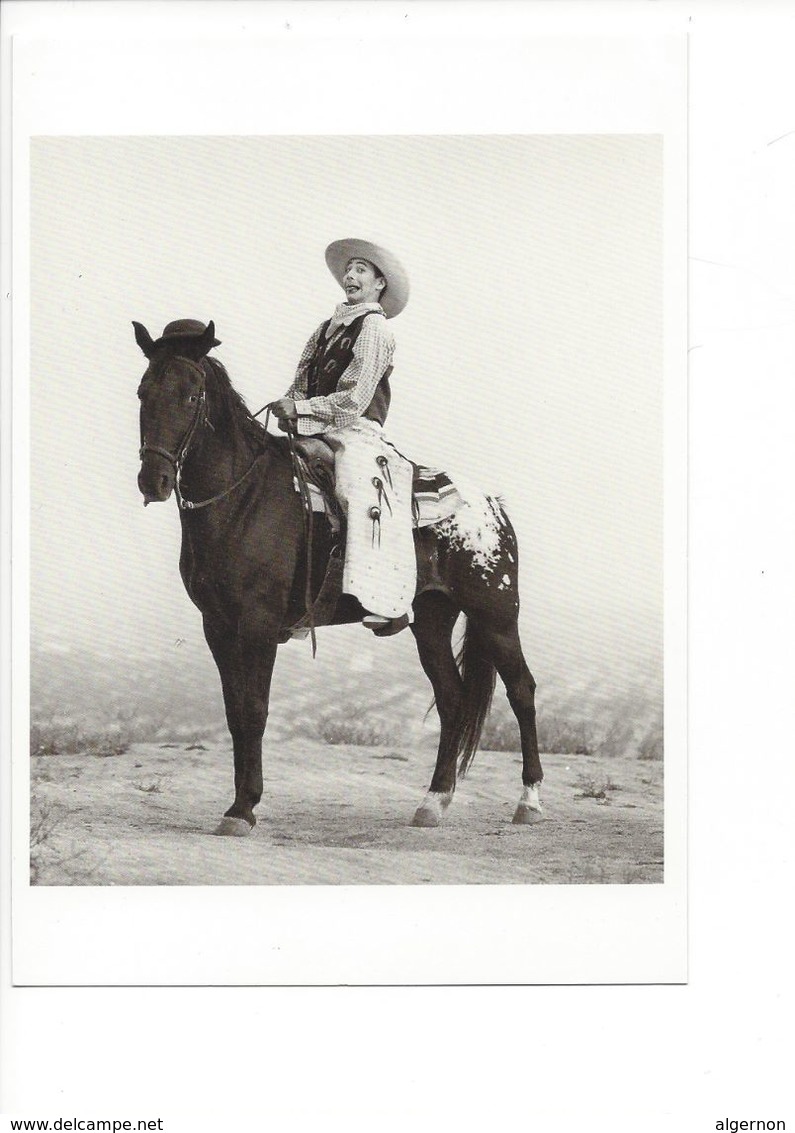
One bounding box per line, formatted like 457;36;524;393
296;421;471;619
305;463;467;528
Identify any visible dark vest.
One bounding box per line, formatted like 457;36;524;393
306;312;392;426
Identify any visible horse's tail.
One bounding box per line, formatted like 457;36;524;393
452;619;497;778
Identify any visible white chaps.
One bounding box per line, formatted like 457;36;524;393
322;418;416;619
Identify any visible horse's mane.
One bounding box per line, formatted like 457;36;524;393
202;355;287;458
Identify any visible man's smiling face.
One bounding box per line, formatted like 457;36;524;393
342;258;385;305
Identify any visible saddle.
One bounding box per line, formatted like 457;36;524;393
294;436;465;530
294;438;339;511
275;438;345;648
295;436;335;472
279;435;467;649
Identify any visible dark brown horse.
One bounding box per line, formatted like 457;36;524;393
134;320;543;835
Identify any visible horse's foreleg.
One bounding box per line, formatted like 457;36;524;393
477;621;544;824
410;592;463;827
203;617;278;835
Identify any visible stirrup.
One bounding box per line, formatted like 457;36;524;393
362;613;410;637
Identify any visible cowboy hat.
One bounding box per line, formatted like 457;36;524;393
151;319;222;350
325;239;409;319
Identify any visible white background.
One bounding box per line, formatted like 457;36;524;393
1;1;793;1131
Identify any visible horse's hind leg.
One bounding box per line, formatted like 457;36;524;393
477;619;544;824
410;590;464;827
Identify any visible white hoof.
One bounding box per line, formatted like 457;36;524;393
214;816;253;837
412;790;454;828
512;784;543;825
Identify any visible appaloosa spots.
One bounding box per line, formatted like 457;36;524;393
434;494;506;571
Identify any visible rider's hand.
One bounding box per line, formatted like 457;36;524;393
270;397;298;421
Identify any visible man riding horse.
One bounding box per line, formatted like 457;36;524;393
269;239;414;637
134;271;544;830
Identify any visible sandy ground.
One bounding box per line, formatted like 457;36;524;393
30;734;663;886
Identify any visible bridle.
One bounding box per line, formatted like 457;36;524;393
138;355;266;511
139;353;319;651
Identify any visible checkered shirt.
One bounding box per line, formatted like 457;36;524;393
284;302;396;435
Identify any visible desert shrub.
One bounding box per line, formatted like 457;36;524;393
479;704;521;752
637;722;664;761
315;704;401;747
29;791;95;885
480;698;595;755
538;715;595;755
30;721;80;756
152;723;220;745
596;715;638;758
29;797;63;883
478;684;663;760
132;780;163;794
595;693;664;761
30;716;222;757
566;861;610;884
574;772;621;799
85;733;130;757
30;720;131;758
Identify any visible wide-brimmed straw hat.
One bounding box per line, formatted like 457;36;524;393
151;319;222;350
325;239;409;319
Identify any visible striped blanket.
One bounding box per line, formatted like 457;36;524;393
411;465;467;528
302;459;466;529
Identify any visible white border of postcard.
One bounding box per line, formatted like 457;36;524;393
8;4;687;986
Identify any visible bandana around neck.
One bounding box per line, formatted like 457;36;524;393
327;300;385;333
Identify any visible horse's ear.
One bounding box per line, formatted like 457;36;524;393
197;320;217;358
132;321;155;359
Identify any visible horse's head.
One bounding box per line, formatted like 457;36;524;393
134;320;217;505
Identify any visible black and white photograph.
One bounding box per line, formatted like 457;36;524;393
29;133;669;885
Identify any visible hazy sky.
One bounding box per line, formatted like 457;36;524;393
30;133;663;685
